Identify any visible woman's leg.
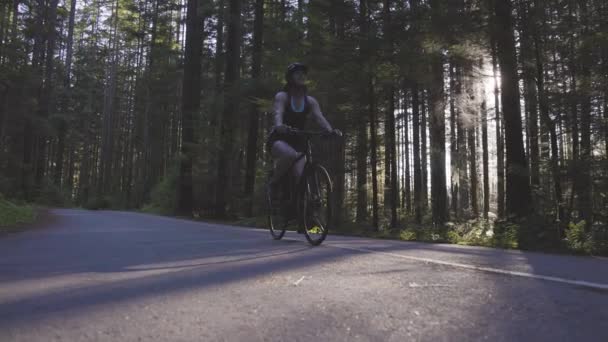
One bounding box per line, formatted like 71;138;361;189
292;154;306;182
271;141;302;183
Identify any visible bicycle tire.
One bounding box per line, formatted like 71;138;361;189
300;164;332;246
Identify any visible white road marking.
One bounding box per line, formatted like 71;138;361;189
54;211;608;291
322;242;608;291
293;276;306;286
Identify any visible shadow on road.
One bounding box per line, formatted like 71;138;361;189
1;209;607;341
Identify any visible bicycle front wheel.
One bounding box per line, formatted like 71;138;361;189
300;164;332;246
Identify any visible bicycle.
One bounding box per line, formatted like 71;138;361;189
265;129;337;246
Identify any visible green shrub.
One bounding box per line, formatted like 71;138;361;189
564;221;608;255
399;229;417;241
34;181;72;207
106;193;130;210
234;215;267;228
587;225;608;255
141;166;179;215
565;220;587;252
0;198;36;227
83;196;111;210
492;221;519;249
446;230;461;244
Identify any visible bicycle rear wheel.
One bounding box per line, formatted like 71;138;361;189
267;182;287;240
300;164;332;246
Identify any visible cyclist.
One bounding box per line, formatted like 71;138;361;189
266;62;341;206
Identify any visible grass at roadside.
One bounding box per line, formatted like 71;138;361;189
230;215;606;256
0;196;37;231
136;209;607;257
232;215;519;248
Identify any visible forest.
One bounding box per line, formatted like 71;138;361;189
0;0;606;253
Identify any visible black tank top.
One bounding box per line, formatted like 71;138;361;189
283;93;310;129
266;92;311;153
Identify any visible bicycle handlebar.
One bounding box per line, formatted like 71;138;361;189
284;127;341;138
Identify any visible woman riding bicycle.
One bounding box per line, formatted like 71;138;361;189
266;62;341;196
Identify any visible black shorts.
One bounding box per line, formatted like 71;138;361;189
266;131;307;154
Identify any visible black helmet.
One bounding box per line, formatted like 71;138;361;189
285;62;308;83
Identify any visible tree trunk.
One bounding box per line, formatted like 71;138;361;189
66;144;75;195
387;88;398;227
64;0;76;86
356;117;368;223
602;0;608;161
369;78;380;230
78;138;92;204
600;0;608;161
481;62;490;219
330;0;347;226
54;0;77;187
468;121;479;217
397;92;403;209
298;0;303;24
22;1;44;200
456;67;468;217
0;90;5;143
404;88;412;213
569;55;579;163
54;121;66;188
1;0;20;140
535;37;564;224
215;0;241;217
243;0;264;215
519;0;540;188
356;0;369;224
533;0;563;224
383;0;398;228
214;0;225;96
384;125;391;209
98;0;119;195
420;88;428;211
35;0;59;189
427;0;448;226
464;64;478;217
577;0;592;228
449;61;458;214
0;2;6;63
177;0;203;216
491;38;505;219
11;0;17;42
605;91;608;161
605;87;608;161
494;0;531;219
412;84;422;223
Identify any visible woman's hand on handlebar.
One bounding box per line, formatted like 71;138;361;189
274;124;293;135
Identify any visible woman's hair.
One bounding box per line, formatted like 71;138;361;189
283;62;308;94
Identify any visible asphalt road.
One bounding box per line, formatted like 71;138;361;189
1;209;607;342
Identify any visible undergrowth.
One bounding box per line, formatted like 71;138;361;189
0;194;36;229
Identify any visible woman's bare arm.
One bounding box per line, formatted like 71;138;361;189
308;96;333;132
273;92;287;127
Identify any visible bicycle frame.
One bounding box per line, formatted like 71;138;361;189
271;130;333;210
267;129;337;244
